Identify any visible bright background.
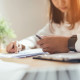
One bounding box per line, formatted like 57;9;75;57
0;0;48;40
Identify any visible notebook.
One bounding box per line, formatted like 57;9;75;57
33;52;80;63
0;48;48;58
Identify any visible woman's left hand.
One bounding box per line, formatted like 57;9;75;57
37;36;69;54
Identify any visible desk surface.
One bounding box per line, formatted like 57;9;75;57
0;49;80;70
1;49;80;80
0;57;80;70
1;57;80;80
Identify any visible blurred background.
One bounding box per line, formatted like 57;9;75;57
0;0;48;40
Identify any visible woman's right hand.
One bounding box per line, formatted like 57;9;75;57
6;41;25;53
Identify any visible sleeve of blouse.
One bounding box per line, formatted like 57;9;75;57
19;23;53;49
75;23;80;52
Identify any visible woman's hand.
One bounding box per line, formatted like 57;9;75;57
37;36;69;54
6;41;25;53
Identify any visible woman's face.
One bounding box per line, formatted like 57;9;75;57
51;0;70;13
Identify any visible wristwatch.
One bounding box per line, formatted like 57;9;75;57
68;35;77;52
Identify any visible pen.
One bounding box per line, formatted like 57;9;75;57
36;35;42;39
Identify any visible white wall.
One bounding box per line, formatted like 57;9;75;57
0;0;48;40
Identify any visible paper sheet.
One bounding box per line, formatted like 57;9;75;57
0;48;48;58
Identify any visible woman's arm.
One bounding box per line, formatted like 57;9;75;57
19;23;53;49
37;35;80;54
37;36;70;54
6;23;54;53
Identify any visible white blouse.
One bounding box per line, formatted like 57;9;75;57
19;21;80;52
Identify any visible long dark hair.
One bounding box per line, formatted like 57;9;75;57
49;0;80;29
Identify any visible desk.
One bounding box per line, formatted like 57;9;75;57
0;57;80;80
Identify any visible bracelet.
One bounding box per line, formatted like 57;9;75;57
68;35;77;52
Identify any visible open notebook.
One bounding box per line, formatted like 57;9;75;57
33;52;80;62
0;48;48;58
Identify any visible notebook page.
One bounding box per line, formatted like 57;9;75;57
0;48;48;58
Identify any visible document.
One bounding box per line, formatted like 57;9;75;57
0;48;48;58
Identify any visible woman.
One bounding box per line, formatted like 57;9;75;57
6;0;80;53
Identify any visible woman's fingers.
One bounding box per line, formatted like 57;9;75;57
42;48;55;54
18;44;22;52
40;44;48;49
42;48;50;52
6;42;14;53
14;41;19;53
6;41;23;53
13;41;22;53
37;37;47;45
9;48;15;53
